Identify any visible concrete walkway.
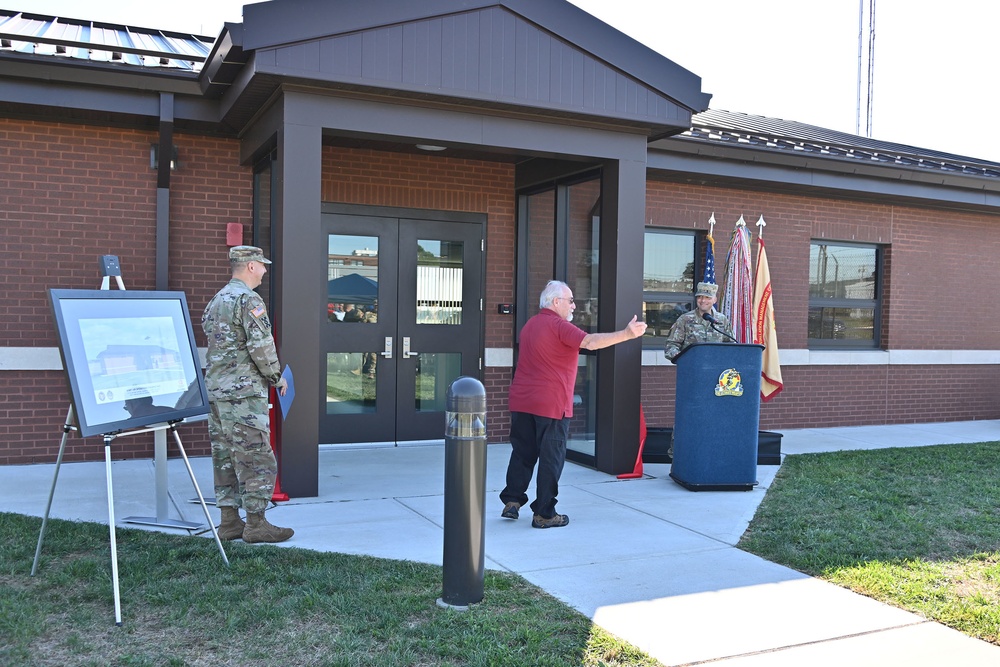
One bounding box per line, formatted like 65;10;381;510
3;420;999;666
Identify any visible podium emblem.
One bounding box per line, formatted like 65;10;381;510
714;368;744;397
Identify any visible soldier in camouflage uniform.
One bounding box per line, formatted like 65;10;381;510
360;302;378;378
663;282;734;362
203;245;293;544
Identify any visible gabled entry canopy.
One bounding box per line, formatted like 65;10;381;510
207;0;711;137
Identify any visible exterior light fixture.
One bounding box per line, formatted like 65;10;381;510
150;144;179;171
415;144;447;151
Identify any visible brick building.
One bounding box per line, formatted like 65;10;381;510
2;0;998;497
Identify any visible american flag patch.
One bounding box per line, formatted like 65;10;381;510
252;306;266;318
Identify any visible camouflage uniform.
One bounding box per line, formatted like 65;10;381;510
663;309;735;361
361;308;378;377
203;277;282;513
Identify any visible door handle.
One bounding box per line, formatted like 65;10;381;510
380;336;393;358
402;336;419;359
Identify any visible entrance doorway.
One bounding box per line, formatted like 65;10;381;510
320;206;484;444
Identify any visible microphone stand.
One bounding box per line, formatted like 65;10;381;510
702;313;739;343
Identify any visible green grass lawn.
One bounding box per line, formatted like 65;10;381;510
0;512;661;667
4;440;999;664
738;441;1000;645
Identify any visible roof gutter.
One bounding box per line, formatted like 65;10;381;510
649;138;1000;213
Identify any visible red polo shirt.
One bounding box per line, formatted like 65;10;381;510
508;308;587;419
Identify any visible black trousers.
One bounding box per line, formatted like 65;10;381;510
500;411;569;519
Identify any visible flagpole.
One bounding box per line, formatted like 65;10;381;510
752;215;783;401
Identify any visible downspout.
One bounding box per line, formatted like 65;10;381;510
155;92;174;290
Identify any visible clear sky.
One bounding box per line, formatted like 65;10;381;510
21;0;1000;162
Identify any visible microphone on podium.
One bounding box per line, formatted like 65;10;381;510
702;312;739;343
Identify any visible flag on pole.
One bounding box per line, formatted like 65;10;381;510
753;235;784;401
721;216;753;343
703;219;716;284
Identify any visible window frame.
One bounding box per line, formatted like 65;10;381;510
808;240;883;349
641;228;699;349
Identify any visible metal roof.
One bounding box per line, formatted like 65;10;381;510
679;109;1000;179
0;9;212;72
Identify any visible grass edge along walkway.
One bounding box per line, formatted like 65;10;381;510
737;441;1000;646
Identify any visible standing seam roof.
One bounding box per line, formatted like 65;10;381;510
679;109;1000;179
0;10;212;71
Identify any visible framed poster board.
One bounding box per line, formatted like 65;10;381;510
48;289;209;437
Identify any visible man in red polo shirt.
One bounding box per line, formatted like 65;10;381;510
500;280;648;528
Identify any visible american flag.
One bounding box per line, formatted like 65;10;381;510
703;231;716;284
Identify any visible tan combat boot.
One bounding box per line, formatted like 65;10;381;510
242;512;294;543
217;506;245;541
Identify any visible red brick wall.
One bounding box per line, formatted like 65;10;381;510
640;178;1000;429
166;136;254;332
643;365;1000;431
0;119;249;463
321;147;517;441
4;120;999;463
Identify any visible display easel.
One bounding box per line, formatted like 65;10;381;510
31;256;229;626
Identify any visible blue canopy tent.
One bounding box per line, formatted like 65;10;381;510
327;273;378;306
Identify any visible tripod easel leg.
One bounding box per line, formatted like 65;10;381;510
170;426;229;567
31;406;74;577
104;437;123;626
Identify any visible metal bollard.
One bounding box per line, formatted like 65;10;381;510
436;376;487;610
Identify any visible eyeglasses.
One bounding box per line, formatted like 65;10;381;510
556;296;575;303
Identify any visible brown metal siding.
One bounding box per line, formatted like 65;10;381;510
267;7;684;124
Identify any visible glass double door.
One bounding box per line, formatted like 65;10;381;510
321;212;483;444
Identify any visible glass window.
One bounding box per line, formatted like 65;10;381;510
252;156;274;311
516;176;601;461
642;230;697;345
416;240;463;325
326;352;376;414
808;242;881;347
327;234;378;323
565;180;601;455
566;180;601;333
524;190;556;313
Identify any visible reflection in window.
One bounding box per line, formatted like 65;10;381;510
565;180;601;457
326;352;376;414
809;242;881;347
328;234;378;323
642;230;697;346
567;355;596;456
415;353;461;412
525;190;556;312
253;159;273;312
567;180;601;333
416;240;463;325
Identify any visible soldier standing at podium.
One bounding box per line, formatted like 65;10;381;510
663;281;734;362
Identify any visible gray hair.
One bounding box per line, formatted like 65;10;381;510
539;280;569;309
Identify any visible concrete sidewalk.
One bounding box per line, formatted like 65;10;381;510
3;420;999;666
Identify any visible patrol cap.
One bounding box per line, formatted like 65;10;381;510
229;245;271;264
695;281;718;298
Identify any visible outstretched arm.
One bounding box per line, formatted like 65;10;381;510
580;315;647;350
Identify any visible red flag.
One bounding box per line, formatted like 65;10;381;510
753;237;783;401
